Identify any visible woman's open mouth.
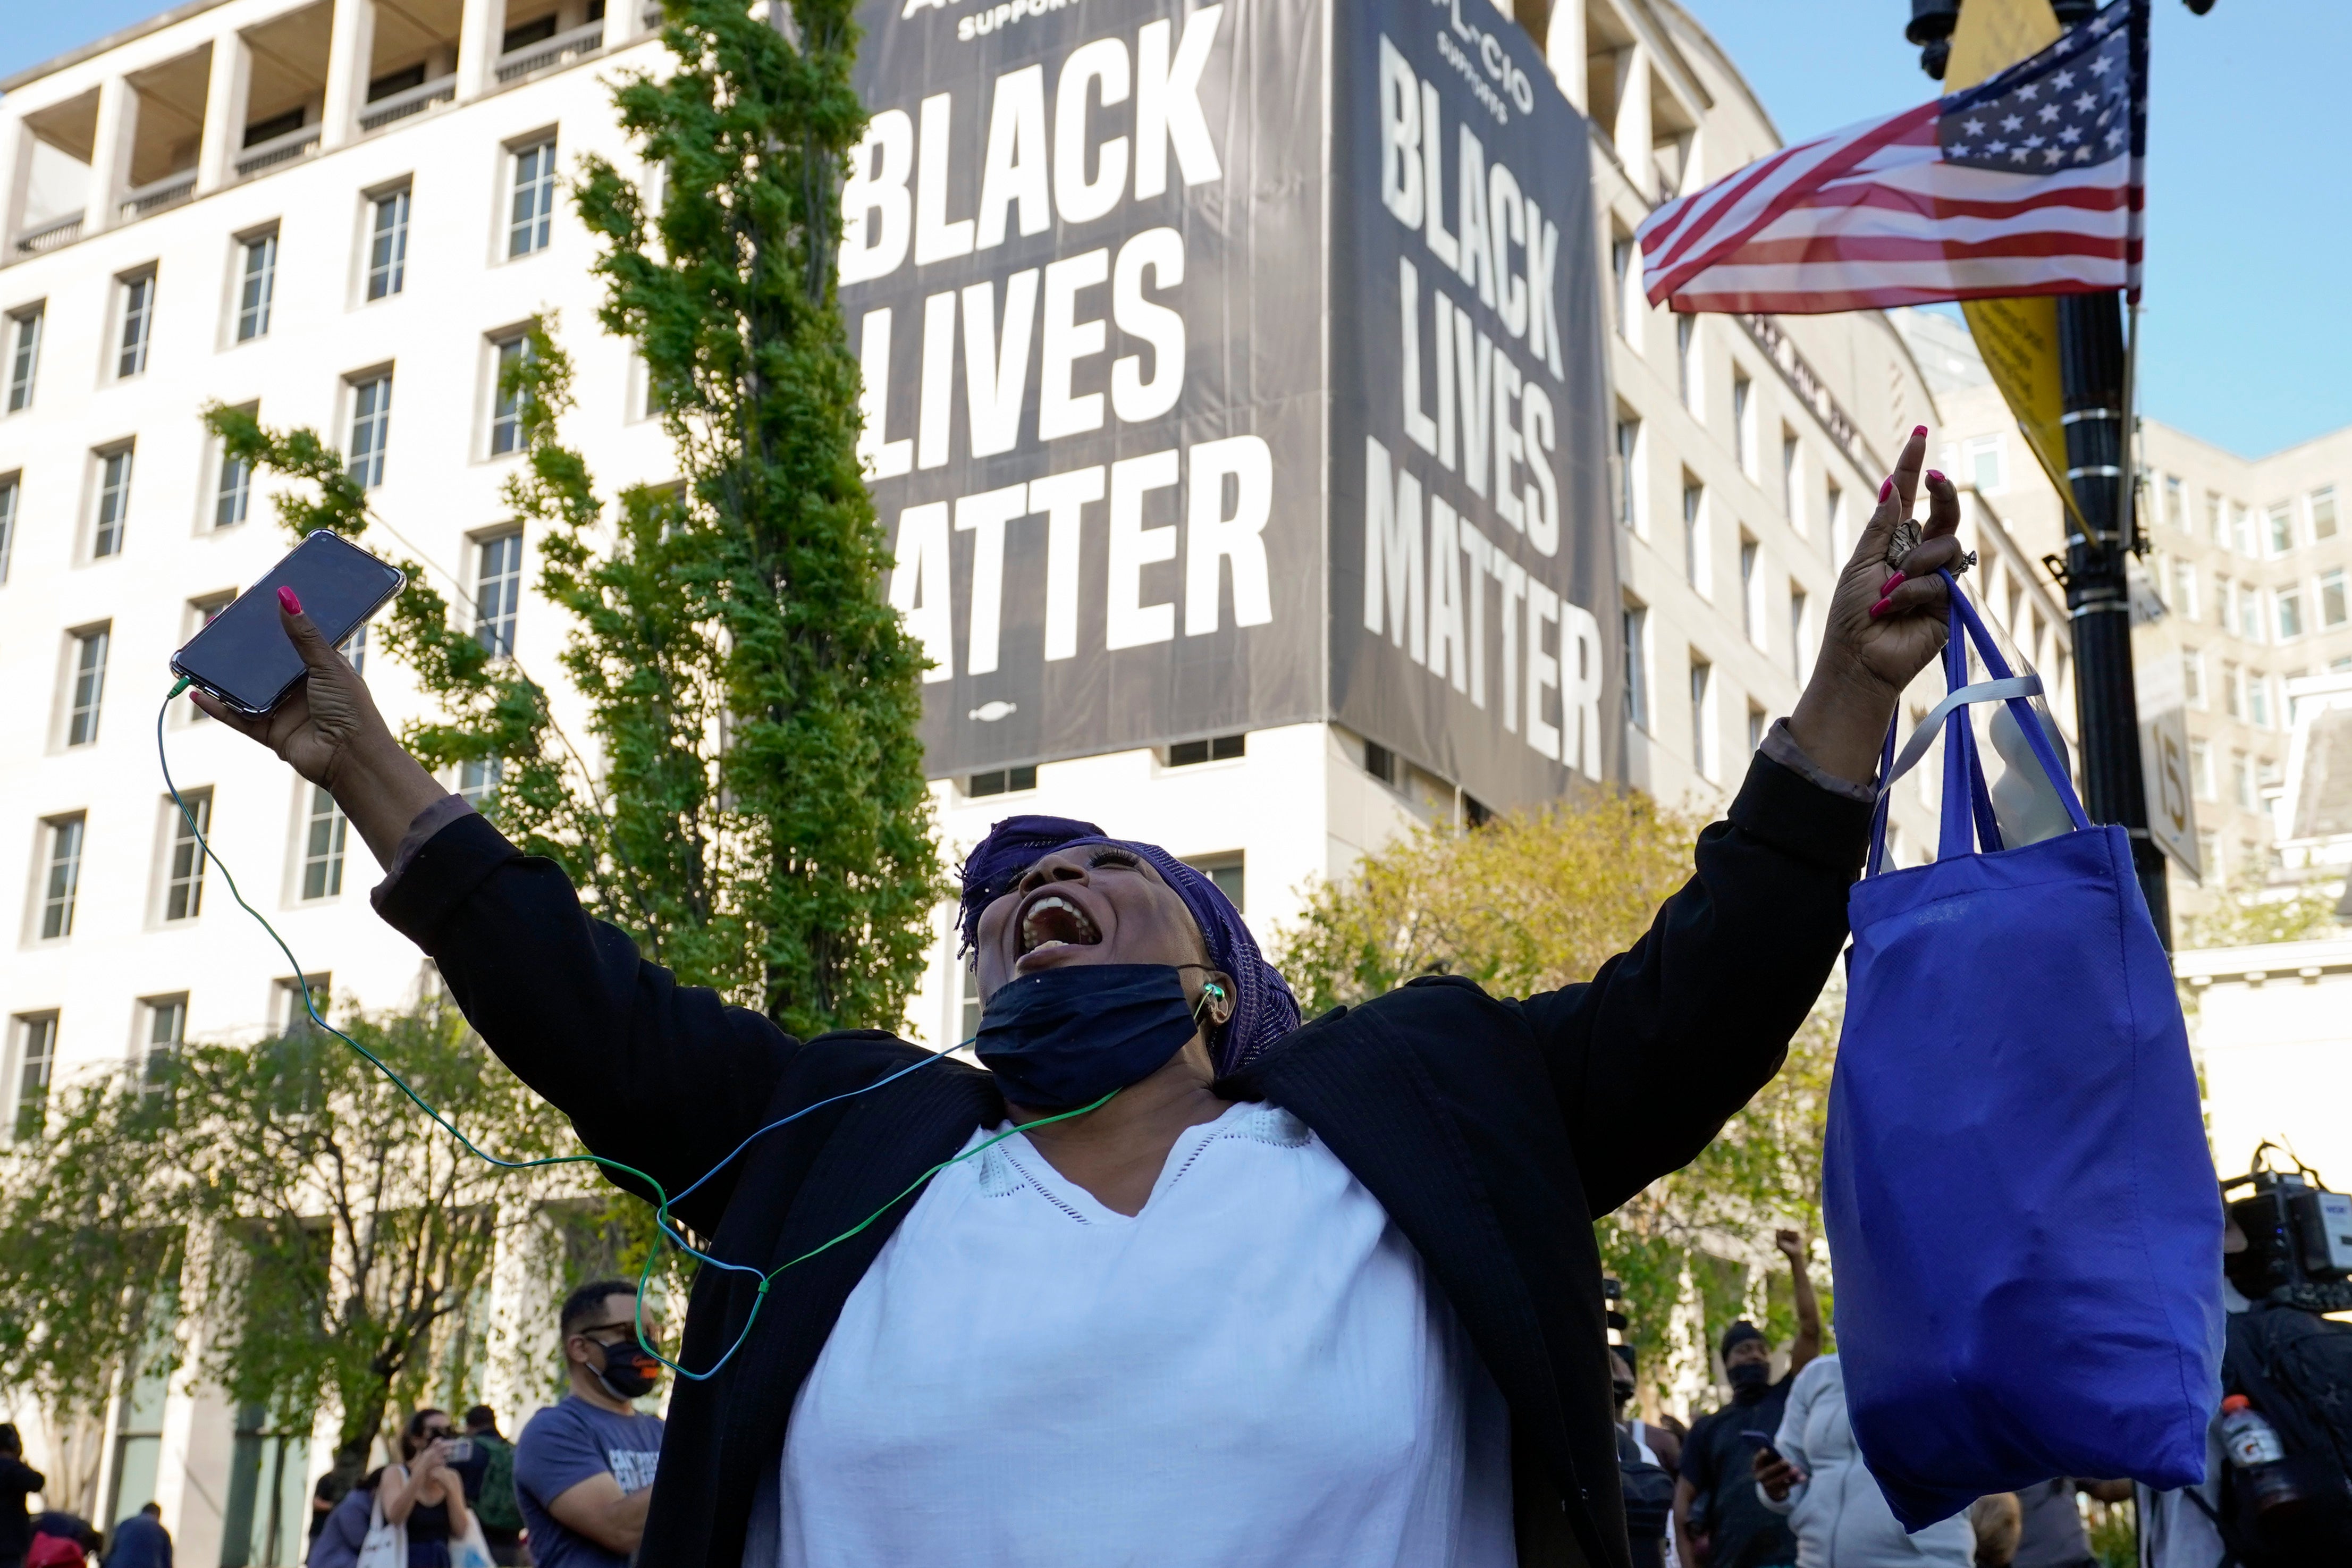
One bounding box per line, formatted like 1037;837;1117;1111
1018;892;1102;955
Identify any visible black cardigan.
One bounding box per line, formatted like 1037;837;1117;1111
377;752;1869;1568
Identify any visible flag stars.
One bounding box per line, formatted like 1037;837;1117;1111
2001;114;2025;132
2037;104;2061;123
2058;125;2083;145
2015;82;2040;100
1964;117;1986;136
2104;126;2126;149
2052;69;2077;90
2073;92;2097;113
2043;146;2066;165
1986;139;2010;154
2022;133;2046;150
2089;56;2113;76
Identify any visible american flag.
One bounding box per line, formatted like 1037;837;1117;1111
1636;0;2146;315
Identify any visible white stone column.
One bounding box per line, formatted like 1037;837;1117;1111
0;115;33;256
321;0;376;150
456;0;503;102
1612;43;1653;201
83;77;137;236
195;32;251;194
1546;0;1587;114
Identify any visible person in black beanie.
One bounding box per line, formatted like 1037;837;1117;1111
1674;1231;1821;1568
0;1427;41;1568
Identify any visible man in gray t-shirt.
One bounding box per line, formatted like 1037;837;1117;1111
2012;1477;2133;1568
515;1282;667;1568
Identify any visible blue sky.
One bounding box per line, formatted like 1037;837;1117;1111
8;0;2345;457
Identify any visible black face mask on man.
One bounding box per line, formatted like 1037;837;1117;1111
975;964;1213;1110
1727;1360;1774;1403
591;1334;661;1401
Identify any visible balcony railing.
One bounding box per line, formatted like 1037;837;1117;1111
235;123;322;178
120;171;197;220
495;20;604;81
359;73;458;132
14;214;82;255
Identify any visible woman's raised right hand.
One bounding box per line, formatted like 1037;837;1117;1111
191;591;447;866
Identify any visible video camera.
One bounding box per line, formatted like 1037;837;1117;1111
2223;1144;2352;1313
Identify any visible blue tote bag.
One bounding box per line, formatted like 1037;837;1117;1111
1822;575;2223;1530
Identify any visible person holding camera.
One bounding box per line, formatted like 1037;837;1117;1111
382;1411;474;1568
515;1283;665;1568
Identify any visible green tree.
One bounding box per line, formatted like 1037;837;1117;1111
0;1000;578;1479
1274;795;1839;1403
205;0;939;1030
2178;863;2343;950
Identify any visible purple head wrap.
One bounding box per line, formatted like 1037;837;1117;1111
957;814;1301;1075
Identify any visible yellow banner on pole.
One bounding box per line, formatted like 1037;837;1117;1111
1946;0;2082;525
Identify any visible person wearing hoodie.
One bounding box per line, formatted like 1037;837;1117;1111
1754;1355;1974;1567
1675;1231;1821;1567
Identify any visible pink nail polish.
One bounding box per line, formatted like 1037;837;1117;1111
278;586;303;615
1869;598;1892;620
1926;469;1945;485
1879;478;1893;501
1913;425;1928;438
1880;572;1907;595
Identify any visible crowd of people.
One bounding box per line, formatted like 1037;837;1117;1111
1609;1231;2140;1568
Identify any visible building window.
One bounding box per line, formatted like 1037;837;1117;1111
2322;569;2348;630
300;785;348;900
6;306;40;412
1825;480;1847;562
1963;434;2006;495
2277;589;2303;642
1682;478;1707;593
2182;647;2204;708
95;447;133;557
1782;434;1801;527
1739;536;1761;647
2213;573;2231;627
474;532;524;656
2171;560;2197;620
1363;741;1397;785
1167;734;1245;766
39;816;83;939
1789;585;1809;683
348;373;393;489
2313;486;2339;542
68;626;109;746
2221;660;2242;718
1689;657;1713;779
2237;581;2261;642
117;274;155;378
12;1014;57;1139
2164;474;2185;530
2189;739;2213;801
2233;503;2256;559
215;435;252;528
2231;750;2252;809
509;140;558;258
165;789;209;921
965;765;1038;796
1614;417;1641;533
1747;703;1766;757
1623;602;1649;732
1610;235;1634;340
490;333;532;454
2206;492;2226;547
339;623;368;675
0;473;16;584
275;975;330;1036
367;188;411;300
1181;852;1245;912
235;233;277;341
2267;503;2295;556
458;756;503;805
141;997;185;1090
1676;315;1697;412
2248;673;2271;729
1731;372;1753;474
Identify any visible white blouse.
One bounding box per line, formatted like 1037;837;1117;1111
779;1100;1516;1567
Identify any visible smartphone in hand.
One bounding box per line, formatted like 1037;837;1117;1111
171;532;404;715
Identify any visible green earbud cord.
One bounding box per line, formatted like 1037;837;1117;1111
157;679;1118;1380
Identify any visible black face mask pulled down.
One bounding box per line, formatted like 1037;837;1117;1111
593;1337;662;1402
975;964;1204;1111
1727;1360;1774;1403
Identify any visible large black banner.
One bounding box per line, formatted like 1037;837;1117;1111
1328;0;1619;803
844;0;1614;808
845;0;1328;775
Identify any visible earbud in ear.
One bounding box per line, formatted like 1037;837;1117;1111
1204;982;1226;999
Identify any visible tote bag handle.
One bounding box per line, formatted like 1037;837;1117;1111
1866;571;2090;875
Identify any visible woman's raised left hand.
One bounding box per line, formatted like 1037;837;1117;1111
1786;425;1968;785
